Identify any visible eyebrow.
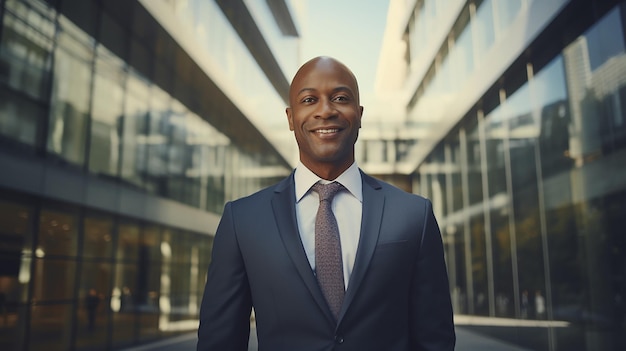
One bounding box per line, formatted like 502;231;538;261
296;86;355;96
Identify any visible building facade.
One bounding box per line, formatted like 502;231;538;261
0;0;298;349
377;0;626;350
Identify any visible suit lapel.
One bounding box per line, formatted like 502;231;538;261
271;174;335;323
338;172;384;322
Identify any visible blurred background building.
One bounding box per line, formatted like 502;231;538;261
0;0;298;349
375;0;626;350
0;0;625;350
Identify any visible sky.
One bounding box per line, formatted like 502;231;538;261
297;0;391;107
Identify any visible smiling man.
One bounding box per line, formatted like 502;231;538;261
286;57;363;180
197;56;455;351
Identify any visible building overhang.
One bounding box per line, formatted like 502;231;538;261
215;0;292;104
266;0;299;37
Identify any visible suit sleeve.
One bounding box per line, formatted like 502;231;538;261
410;199;456;351
197;202;252;351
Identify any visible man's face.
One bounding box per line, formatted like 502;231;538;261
286;58;363;173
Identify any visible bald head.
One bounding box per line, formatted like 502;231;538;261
288;56;361;107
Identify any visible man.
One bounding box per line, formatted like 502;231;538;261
197;56;455;350
85;288;100;332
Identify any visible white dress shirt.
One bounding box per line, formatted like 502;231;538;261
294;162;363;289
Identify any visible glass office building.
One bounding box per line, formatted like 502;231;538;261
0;0;298;349
377;0;626;350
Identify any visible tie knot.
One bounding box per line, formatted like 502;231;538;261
312;182;344;202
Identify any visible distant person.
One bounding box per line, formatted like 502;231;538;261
120;286;132;312
521;289;530;319
197;56;455;350
535;290;546;320
85;288;100;332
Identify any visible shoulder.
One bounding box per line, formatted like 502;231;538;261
229;173;293;207
361;171;431;204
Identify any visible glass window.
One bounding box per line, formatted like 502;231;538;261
195;233;212;293
484;105;508;197
0;0;55;100
31;258;77;301
28;303;74;351
490;197;514;318
75;261;110;348
450;7;474;88
165;100;189;204
0;89;44;146
38;209;78;257
0;200;33;350
495;0;522;35
474;0;496;58
449;222;468;315
88;44;126;177
504;82;547;314
470;212;488;316
169;261;192;319
82;215;113;259
46;15;94;165
119;71;149;188
117;222;139;262
535;56;572;178
447;138;463;213
0;1;54;147
566;7;626;157
483;104;516;318
466;117;483;205
145;85;171;194
138;227;160;340
553;8;626;348
111;264;137;347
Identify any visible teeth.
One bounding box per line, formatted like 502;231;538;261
317;129;339;134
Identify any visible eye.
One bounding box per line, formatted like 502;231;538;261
301;96;316;104
332;95;350;103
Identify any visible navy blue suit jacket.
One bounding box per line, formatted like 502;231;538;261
197;171;455;350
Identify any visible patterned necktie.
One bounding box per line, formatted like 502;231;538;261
312;182;345;320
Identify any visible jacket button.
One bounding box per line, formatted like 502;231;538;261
334;335;344;344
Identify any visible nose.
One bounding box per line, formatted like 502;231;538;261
315;98;336;119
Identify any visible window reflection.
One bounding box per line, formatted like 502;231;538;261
145;85;171;194
0;1;53;146
120;71;150;188
504;81;547;315
89;44;125;177
38;210;77;257
0;0;54;100
47;15;94;165
82;215;113;259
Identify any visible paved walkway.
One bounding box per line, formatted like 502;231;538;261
120;325;531;351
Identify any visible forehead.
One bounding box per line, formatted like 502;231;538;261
290;59;358;96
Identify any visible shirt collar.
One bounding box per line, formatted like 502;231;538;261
294;161;363;203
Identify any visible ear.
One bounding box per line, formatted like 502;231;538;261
358;106;364;128
286;107;294;131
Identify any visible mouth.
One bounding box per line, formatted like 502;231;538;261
315;128;340;134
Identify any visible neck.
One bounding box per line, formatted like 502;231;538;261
304;161;353;181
